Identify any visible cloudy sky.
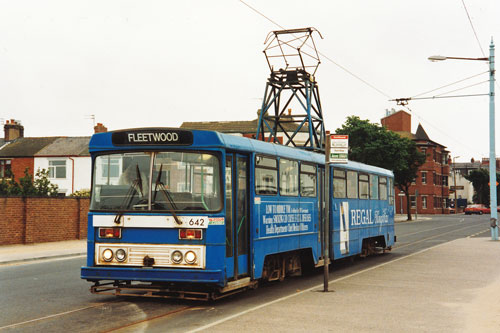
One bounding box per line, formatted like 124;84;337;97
0;0;498;162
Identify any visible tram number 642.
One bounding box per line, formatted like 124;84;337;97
188;218;205;227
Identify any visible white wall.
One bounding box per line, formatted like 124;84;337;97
34;156;91;195
451;172;474;204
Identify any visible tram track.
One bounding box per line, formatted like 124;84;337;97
396;217;467;238
102;305;197;333
0;300;121;331
394;216;489;251
0;297;198;333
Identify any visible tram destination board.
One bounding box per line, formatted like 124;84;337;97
112;129;194;146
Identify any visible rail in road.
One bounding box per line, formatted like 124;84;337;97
0;214;492;332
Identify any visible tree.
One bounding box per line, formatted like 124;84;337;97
464;169;500;206
0;168;59;197
336;116;426;221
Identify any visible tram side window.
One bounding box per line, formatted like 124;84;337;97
333;169;346;198
370;174;379;199
300;163;316;197
347;171;358;199
359;174;369;199
280;158;299;196
379;177;388;201
388;178;395;204
255;156;278;195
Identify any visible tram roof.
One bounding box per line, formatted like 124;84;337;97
89;128;393;177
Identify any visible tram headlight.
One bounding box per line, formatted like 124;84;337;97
115;249;127;262
184;251;197;264
102;248;114;262
171;250;183;264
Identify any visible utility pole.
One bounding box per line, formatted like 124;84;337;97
453;156;460;214
323;132;330;292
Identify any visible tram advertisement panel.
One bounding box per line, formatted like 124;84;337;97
257;200;314;238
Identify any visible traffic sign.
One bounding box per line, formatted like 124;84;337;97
329;135;348;163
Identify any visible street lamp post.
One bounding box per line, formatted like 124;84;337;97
453;156;460;214
429;39;498;241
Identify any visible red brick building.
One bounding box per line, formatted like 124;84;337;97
382;110;450;214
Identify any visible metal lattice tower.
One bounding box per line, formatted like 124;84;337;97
256;27;325;151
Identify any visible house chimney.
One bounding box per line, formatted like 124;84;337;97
94;123;108;133
4;119;24;141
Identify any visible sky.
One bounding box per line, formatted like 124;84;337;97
0;0;499;163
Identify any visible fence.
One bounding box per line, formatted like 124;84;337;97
0;197;89;245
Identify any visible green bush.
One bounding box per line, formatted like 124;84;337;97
0;168;59;197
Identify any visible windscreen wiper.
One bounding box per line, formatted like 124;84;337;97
114;165;144;224
153;164;182;225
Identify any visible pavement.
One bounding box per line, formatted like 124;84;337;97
2;217;500;332
0;239;86;265
192;236;500;333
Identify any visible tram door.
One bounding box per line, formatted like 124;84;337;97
225;154;249;280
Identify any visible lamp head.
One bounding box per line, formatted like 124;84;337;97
428;55;447;62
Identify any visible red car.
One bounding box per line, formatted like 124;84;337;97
464;204;490;215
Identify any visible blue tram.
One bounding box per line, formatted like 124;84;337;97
81;128;395;299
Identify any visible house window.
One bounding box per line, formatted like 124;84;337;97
422;196;427;209
421;171;427;184
442;175;448;186
410;195;416;208
0;159;12;178
49;160;66;179
421;148;427;160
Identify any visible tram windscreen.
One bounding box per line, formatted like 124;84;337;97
90;152;221;212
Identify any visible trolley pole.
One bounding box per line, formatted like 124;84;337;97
323;132;331;292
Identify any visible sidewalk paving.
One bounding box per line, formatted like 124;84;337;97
192;237;500;333
0;239;86;265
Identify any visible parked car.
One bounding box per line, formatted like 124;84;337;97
464;204;490;215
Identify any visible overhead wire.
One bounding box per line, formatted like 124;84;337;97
238;0;393;100
402;104;484;157
434;80;489;97
238;0;491;157
461;0;487;58
411;71;488;98
460;0;499;91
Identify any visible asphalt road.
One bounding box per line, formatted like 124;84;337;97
0;214;491;332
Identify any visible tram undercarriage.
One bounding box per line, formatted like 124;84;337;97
90;277;258;301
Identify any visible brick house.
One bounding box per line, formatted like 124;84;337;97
381;110;450;214
0;121;107;195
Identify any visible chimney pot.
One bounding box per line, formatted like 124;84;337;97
94;123;108;134
4;118;24;141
